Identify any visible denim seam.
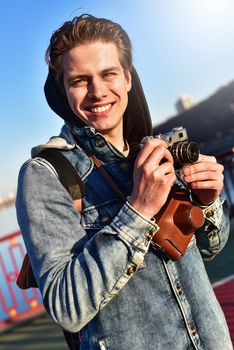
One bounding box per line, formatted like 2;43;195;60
30;158;59;177
111;222;149;251
99;255;143;310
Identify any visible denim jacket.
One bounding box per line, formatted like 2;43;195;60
16;124;232;350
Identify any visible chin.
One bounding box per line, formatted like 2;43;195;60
93;121;115;132
95;126;112;134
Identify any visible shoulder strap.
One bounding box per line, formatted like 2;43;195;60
88;152;126;204
36;148;85;212
17;148;85;289
18;148;126;290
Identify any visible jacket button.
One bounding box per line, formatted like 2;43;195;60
96;138;105;147
176;283;182;295
206;210;214;218
190;325;197;337
100;215;111;225
145;232;154;241
127;265;137;275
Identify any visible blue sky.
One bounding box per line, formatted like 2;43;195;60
0;0;234;232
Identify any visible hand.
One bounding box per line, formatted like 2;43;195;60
128;138;176;219
182;154;224;206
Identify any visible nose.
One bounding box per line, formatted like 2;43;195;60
87;77;108;100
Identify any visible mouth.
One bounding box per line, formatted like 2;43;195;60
86;103;113;113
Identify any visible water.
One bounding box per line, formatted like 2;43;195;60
0;206;18;238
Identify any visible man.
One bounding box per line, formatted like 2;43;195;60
16;14;232;349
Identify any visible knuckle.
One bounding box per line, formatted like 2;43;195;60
165;149;173;160
191;182;199;189
142;165;151;176
152;171;160;181
219;164;224;172
204;155;216;163
219;172;224;180
210;156;217;162
144;139;153;147
160;178;168;186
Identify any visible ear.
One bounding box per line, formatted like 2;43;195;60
125;70;132;92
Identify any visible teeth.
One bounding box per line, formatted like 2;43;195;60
90;104;111;113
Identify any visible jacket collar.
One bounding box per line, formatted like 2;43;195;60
64;124;138;163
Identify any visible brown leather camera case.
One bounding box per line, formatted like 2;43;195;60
152;185;205;261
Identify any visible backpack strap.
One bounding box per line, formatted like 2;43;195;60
17;148;127;290
36;149;85;212
17;148;85;289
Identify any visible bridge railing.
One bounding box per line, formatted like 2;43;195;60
0;231;44;332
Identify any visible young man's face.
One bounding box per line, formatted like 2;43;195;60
63;41;132;141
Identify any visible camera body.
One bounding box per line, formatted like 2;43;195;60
142;126;200;170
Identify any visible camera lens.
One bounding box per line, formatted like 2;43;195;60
185;142;200;163
170;141;200;169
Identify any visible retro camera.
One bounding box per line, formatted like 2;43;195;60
142;127;200;170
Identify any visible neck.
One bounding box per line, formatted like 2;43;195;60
104;133;126;152
101;122;126;152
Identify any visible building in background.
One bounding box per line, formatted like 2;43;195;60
175;95;195;114
0;192;16;210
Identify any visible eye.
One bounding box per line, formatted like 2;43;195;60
71;78;88;87
103;71;116;79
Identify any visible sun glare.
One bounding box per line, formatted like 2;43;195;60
194;0;233;17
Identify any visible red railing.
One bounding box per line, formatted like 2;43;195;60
0;231;44;332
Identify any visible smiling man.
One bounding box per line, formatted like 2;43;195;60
16;14;232;350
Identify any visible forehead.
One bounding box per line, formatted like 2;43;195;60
62;41;123;75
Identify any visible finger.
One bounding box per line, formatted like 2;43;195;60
151;167;176;189
182;161;224;176
188;180;223;191
140;148;173;178
145;147;173;168
137;139;168;166
196;154;217;163
183;171;224;183
137;145;172;169
156;160;175;177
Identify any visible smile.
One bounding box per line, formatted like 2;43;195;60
89;104;112;113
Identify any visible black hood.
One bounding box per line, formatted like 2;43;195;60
44;66;153;144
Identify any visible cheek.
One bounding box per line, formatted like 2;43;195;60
66;90;83;111
120;85;130;107
112;80;130;101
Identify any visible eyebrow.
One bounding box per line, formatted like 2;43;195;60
101;66;121;74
